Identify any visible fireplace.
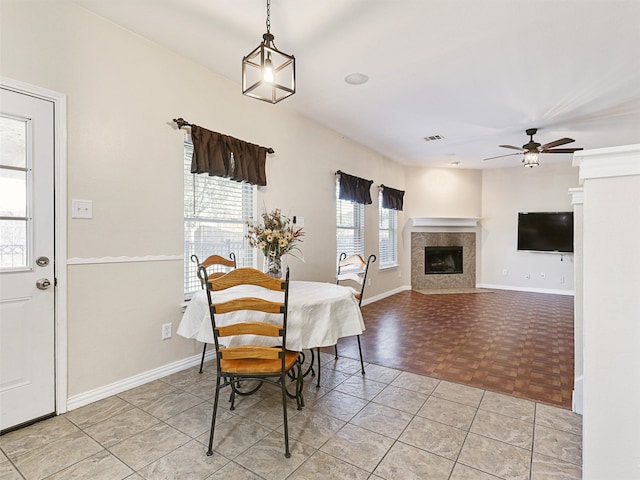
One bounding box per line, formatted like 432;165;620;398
411;232;476;289
425;246;463;274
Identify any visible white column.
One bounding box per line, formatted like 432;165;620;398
568;187;583;415
573;144;640;480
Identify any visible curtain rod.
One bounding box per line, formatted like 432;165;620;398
173;117;275;154
334;170;373;183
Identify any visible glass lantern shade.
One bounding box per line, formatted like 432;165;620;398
242;34;296;104
523;151;540;168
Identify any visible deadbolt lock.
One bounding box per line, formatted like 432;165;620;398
36;256;50;267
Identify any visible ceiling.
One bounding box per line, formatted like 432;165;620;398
72;0;640;169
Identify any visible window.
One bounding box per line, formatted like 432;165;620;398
378;190;398;267
0;116;29;271
336;178;364;259
184;141;256;296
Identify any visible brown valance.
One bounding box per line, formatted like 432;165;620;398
186;122;269;186
380;184;405;211
337;170;373;205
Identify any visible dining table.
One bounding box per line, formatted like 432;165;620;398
177;280;365;356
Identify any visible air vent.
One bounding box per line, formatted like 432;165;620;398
424;135;445;142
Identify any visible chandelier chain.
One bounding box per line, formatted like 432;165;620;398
266;0;271;34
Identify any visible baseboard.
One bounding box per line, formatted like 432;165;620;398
66;350;216;411
477;283;575;296
573;376;583;415
362;284;412;306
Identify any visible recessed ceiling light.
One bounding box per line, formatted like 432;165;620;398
345;73;369;85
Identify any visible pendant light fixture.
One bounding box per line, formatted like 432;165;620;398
242;0;296;104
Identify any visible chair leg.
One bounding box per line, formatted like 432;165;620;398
281;373;291;458
357;335;365;375
316;347;321;389
334;344;339;360
229;376;236;410
296;360;304;409
206;375;222;456
199;343;207;374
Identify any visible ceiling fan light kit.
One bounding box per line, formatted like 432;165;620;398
523;151;540;168
483;127;583;167
242;0;296;104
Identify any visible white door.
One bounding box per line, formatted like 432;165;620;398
0;88;56;431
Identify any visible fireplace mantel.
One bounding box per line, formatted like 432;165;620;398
411;217;480;227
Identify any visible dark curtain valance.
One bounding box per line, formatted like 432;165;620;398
381;185;405;211
190;125;268;186
337;170;373;205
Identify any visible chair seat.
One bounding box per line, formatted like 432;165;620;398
220;349;300;374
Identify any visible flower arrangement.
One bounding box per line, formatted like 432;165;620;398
247;208;304;276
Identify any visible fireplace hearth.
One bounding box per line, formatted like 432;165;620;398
425;246;463;274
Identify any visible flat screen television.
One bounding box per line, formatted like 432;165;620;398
517;212;574;253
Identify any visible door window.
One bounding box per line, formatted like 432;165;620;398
0;116;30;271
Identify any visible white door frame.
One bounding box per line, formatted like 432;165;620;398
1;76;68;415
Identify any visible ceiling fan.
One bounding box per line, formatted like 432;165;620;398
483;128;583;167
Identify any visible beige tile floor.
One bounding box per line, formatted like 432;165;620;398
0;353;582;480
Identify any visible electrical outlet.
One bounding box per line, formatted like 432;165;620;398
560;276;565;284
161;323;172;340
367;278;371;286
502;269;508;276
398;270;402;278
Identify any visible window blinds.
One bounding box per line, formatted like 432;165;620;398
183;142;256;295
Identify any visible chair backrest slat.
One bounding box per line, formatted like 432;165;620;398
213;297;284;315
208;267;285;292
199;254;236;269
218;345;282;361
192;253;237;288
216;322;283;338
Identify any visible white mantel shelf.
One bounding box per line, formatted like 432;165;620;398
411;217;481;227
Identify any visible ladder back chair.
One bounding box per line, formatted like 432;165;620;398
202;267;303;459
333;253;376;375
191;253;237;373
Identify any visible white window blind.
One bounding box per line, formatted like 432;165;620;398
378;190;398;267
336;179;364;260
184;141;256;295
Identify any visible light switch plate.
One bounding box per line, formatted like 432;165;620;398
72;199;93;219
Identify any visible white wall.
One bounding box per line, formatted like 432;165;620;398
480;163;579;293
402;166;483;280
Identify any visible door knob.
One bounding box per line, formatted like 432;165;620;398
36;278;51;290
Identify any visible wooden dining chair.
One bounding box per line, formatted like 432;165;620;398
191;253;236;373
202;266;303;459
334;253;376;375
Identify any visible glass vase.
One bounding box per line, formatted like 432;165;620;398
263;254;283;278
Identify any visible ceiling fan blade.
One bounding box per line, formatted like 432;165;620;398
543;147;584;154
499;145;526;151
483;152;522;161
541;137;575;149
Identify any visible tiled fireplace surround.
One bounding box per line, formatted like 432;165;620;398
411;232;476;289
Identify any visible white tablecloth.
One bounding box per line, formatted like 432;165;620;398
177;281;365;351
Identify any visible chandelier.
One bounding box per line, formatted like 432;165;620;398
242;0;296;104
